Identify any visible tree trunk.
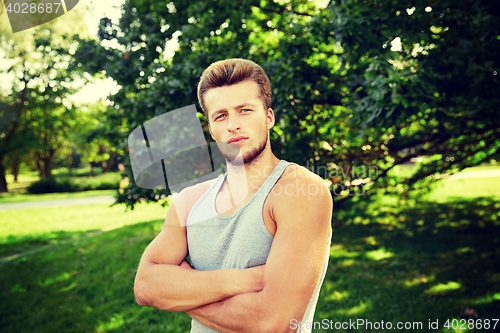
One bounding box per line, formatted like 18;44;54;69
11;153;20;182
102;151;117;173
35;148;55;179
0;154;8;193
68;156;73;176
35;151;44;179
43;156;53;178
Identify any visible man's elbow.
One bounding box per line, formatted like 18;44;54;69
261;318;297;333
259;310;300;333
134;279;151;307
134;274;184;312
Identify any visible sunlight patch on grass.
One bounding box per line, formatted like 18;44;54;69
60;282;77;292
322;280;350;302
335;300;372;316
341;259;356;267
473;292;500;305
0;203;167;242
324;290;349;302
404;274;435;287
329;244;360;258
95;313;125;332
11;283;27;292
38;271;72;287
455;247;474;255
425;281;461;295
421;177;500;202
365;247;394;261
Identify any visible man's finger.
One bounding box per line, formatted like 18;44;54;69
180;260;193;269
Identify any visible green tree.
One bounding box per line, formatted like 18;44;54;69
75;0;500;208
0;4;88;190
323;0;500;196
76;101;126;176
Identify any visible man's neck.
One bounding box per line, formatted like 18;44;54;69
223;149;280;205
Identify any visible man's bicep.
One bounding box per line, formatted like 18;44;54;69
262;180;332;321
138;182;212;267
263;225;330;306
139;202;188;267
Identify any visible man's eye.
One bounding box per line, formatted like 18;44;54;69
242;109;252;113
215;114;225;120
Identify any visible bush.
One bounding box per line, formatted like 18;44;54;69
27;178;75;194
27;173;121;194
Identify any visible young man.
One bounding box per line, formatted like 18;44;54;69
134;59;332;332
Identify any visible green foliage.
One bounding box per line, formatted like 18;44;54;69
327;0;500;196
0;10;90;189
27;173;121;194
74;0;500;208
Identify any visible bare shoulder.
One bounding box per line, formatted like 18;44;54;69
270;163;332;230
276;163;331;201
168;177;219;227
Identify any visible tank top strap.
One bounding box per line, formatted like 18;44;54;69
254;160;291;201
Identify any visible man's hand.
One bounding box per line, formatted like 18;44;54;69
180;260;265;294
179;260;194;270
243;265;265;293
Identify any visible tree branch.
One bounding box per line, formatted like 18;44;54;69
255;6;316;17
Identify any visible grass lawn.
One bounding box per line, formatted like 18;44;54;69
0;203;188;333
3;174;40;194
419;177;500;202
0;169;499;332
327;195;500;332
2;167;121;199
389;163;500;179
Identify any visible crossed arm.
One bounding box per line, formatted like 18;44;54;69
133;193;264;312
134;176;332;332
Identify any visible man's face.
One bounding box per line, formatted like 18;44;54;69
204;79;274;164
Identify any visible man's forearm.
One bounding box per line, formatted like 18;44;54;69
187;288;297;333
187;291;269;333
134;262;259;312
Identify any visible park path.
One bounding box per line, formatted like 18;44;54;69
0;195;115;211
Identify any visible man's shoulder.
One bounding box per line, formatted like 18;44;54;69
272;162;332;208
270;162;333;231
179;177;218;198
279;163;328;189
172;176;220;224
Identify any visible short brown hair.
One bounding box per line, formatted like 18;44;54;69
197;59;272;115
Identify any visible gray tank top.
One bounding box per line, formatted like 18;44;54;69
186;160;331;333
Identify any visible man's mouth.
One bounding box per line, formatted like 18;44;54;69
227;136;247;145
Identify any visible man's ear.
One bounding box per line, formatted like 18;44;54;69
266;108;275;130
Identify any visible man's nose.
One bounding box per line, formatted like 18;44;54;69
226;114;241;132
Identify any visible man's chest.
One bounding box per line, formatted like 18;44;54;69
214;187;277;236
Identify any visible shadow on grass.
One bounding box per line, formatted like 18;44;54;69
1;198;499;332
317;197;500;332
0;220;191;333
0;231;105;259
